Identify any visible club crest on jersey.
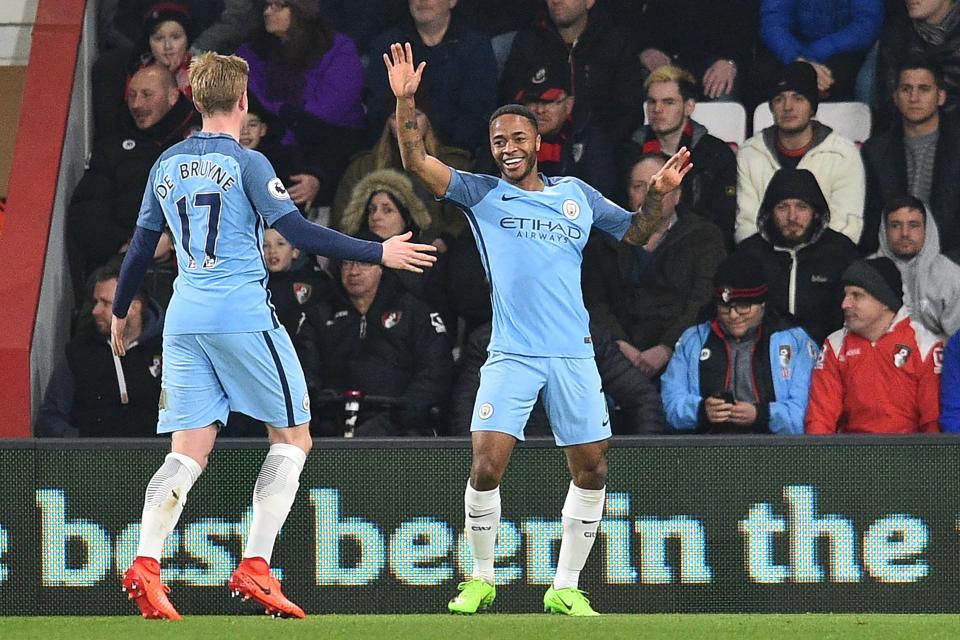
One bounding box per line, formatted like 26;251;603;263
478;402;494;420
382;310;402;329
294;282;312;305
268;177;291;200
893;344;912;368
815;349;826;370
303;392;310;412
699;348;711;361
561;199;581;220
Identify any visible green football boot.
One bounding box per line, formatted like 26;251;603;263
447;577;496;614
543;586;600;616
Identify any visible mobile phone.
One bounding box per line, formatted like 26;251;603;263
712;391;735;403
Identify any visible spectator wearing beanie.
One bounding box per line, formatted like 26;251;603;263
805;257;945;434
661;252;819;434
735;61;865;245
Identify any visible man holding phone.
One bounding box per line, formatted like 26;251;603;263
660;252;819;434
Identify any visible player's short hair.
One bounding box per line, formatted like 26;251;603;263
644;65;698;102
189;52;249;116
489;104;538;133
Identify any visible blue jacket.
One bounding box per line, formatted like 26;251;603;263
941;332;960;433
661;311;818;434
760;0;884;64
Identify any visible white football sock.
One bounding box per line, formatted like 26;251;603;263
137;452;202;560
553;481;605;590
464;480;500;583
243;443;307;564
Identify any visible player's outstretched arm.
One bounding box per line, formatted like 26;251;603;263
384;42;452;198
623;147;693;246
272;212;436;273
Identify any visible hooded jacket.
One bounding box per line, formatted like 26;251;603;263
661;308;818;434
874;213;960;339
735;121;865;244
738;169;860;344
35;299;165;438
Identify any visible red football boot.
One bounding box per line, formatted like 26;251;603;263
122;556;181;620
228;557;305;619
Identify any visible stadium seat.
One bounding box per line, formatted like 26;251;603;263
643;102;747;150
752;101;873;144
690;102;747;149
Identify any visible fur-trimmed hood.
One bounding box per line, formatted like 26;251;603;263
339;169;432;236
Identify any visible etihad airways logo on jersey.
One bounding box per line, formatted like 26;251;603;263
499;217;583;244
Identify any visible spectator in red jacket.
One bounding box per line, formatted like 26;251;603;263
805;257;944;433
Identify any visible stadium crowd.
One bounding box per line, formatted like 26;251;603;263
36;0;960;437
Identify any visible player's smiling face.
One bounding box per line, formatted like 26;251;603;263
490;114;540;185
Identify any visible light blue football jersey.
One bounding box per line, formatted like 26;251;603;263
445;169;633;357
136;131;296;335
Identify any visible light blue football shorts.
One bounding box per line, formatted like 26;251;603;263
158;326;311;433
470;351;610;446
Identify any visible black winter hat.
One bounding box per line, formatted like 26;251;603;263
713;252;769;304
840;258;904;311
769;61;819;112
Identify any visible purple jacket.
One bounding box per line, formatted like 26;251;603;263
236;32;365;145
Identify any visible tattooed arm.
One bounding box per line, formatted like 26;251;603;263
622;147;693;246
384;42;452;197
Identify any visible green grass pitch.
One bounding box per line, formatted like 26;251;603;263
1;615;958;640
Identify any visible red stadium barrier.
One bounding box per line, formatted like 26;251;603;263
0;0;85;437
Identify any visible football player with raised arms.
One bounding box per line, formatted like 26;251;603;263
384;42;691;616
111;52;436;620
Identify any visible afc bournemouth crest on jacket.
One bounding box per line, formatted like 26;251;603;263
293;282;312;305
149;355;162;378
778;344;792;379
382;310;402;329
893;344;912;368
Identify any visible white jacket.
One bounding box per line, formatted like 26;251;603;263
874;212;960;340
735;122;865;244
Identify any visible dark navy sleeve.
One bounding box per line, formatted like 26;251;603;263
577;178;632;240
112;226;161;318
443;167;498;211
272;211;383;263
135;161;165;232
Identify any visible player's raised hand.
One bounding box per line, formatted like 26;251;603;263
383;42;425;99
650;146;693;195
111;316;127;357
381;231;438;273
